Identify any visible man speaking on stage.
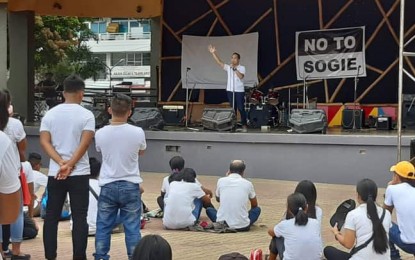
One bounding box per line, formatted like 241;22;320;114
208;44;247;132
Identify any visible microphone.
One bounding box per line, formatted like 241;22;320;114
187;67;191;71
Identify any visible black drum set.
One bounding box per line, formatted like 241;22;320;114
245;87;287;128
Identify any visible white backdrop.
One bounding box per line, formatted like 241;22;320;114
181;33;259;89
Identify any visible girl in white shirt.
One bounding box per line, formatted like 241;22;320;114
268;193;323;260
324;178;391;260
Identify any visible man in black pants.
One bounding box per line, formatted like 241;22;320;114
40;75;95;260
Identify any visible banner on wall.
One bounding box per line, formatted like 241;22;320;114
182;33;259;89
296;27;366;80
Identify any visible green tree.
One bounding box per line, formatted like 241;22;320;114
35;16;105;83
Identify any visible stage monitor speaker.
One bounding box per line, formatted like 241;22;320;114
289;109;327;134
201;108;236;131
85;106;110;129
342;109;365;129
161;105;185;126
411;139;415;160
376;116;392;130
129;107;165;130
402;95;415;129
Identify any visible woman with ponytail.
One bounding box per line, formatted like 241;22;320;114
324;178;391;260
267;193;323;260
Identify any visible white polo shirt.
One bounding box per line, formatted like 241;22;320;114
385;182;415;243
216;173;256;229
161;175;201;197
0;131;21;194
223;64;246;92
344;204;391;260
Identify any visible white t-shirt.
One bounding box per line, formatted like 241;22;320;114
4;117;26;172
274;218;323;260
21;161;34;184
216;173;256;229
40;104;95;177
32;170;48;194
95;124;146;186
223;64;246;92
344;204;391;260
161;175;201;196
0;132;21;194
385;182;415;243
163;181;205;229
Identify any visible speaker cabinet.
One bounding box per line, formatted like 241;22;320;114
129;107;165;130
201;108;236;131
402;95;415;129
342;109;365;129
161;105;185;126
377;116;392;130
289;109;327;134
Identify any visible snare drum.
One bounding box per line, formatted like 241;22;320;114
249;89;263;105
267;90;280;106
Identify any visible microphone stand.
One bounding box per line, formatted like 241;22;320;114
185;67;198;131
352;66;361;131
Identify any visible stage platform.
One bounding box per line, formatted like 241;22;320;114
25;124;415;186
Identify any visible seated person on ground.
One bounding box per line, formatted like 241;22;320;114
163;168;211;229
324;178;391;260
28;152;48;217
157;156;213;211
269;180;322;259
23;212;38;240
132;234;172;260
268;193;323;260
206;160;261;231
384;161;415;259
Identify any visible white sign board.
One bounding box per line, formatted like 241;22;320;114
111;66;151;78
296;27;366;80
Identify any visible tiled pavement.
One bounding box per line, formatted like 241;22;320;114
21;172;413;260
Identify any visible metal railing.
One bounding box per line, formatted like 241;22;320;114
92;32;151;41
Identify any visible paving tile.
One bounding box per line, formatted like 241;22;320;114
21;172;413;260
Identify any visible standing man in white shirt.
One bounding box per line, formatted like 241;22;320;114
94;94;146;260
384;161;415;259
208;45;248;132
40;75;95;260
206;160;261;231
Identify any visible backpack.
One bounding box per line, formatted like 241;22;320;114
40;190;71;220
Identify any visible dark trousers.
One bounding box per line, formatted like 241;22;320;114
269;236;285;259
227;91;247;125
1;225;10;251
324;246;350;260
43;175;89;260
23;212;38;240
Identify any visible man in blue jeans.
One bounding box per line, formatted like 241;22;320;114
384;161;415;260
94;94;146;260
206;160;261;231
209;45;248;132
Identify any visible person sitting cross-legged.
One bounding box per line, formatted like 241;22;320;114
162;168;211;229
206;160;261;231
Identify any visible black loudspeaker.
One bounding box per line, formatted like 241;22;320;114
410;139;415;165
129;107;165;130
201;108;236;131
402;95;415;129
161;105;185;125
85;106;110;129
376;116;392;130
289;109;327;134
342;109;365;129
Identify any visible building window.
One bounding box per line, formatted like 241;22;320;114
91;21;107;34
143;53;151;65
111;53;126;66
